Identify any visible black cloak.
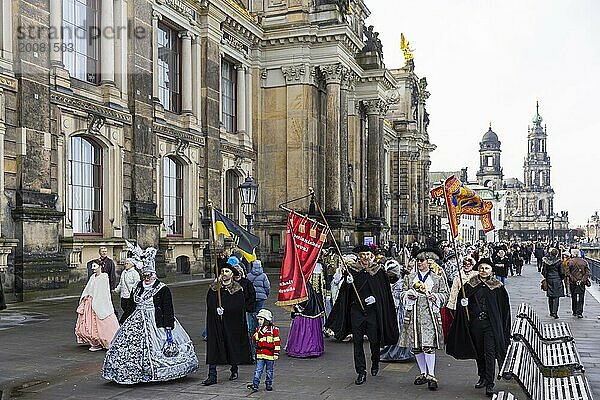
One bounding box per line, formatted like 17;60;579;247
446;275;511;363
205;281;252;366
325;266;399;346
121;280;175;327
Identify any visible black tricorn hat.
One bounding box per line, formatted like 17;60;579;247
475;257;494;269
353;244;373;254
415;247;442;261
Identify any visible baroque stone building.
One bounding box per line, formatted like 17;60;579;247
0;0;434;301
501;103;568;241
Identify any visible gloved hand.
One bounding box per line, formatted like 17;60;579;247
346;274;354;284
273;355;279;360
217;307;224;316
460;298;469;307
364;296;376;305
166;329;173;343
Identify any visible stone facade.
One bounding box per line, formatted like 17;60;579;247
502;103;569;241
585;212;600;244
1;0;435;301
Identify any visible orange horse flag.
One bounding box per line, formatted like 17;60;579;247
431;176;495;238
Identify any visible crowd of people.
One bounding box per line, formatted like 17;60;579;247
71;238;592;397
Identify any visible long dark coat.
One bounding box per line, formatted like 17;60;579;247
446;275;511;364
205;281;252;366
325;266;399;346
542;256;565;298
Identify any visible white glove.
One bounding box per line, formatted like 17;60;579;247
460;298;469;307
333;268;343;284
346;274;354;284
217;307;224;316
364;296;376;305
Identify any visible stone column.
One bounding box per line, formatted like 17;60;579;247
180;32;193;114
246;67;253;138
48;0;62;66
100;0;115;85
114;0;128;95
151;11;161;102
339;69;351;218
322;64;343;216
365;100;382;221
236;66;246;133
192;37;201;121
379;113;386;220
409;151;419;231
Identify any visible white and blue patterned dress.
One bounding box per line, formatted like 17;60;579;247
102;282;199;384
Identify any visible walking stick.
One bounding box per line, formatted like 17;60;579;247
442;186;470;321
208;202;223;319
310;188;365;312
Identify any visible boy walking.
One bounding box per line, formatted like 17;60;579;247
247;309;280;392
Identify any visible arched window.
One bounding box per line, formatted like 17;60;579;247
538;199;544;212
506;199;512;209
225;169;240;222
69;136;102;234
163;156;183;236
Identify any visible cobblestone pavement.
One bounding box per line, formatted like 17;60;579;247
0;264;598;400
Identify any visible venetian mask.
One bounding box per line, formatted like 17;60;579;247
478;263;493;278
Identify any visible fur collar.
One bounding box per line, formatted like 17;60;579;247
466;274;503;290
542;255;560;265
210;279;243;295
349;262;382;276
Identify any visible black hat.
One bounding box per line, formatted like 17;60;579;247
475;258;493;269
415;247;442;261
353;244;373;254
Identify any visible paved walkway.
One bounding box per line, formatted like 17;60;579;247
0;263;598;399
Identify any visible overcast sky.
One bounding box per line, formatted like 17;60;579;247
367;0;599;227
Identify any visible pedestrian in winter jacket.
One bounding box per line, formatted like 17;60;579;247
247;260;271;313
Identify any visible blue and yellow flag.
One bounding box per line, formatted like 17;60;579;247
212;208;260;262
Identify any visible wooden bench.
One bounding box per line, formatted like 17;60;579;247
500;341;593;400
511;317;583;374
516;303;573;342
492;392;518;400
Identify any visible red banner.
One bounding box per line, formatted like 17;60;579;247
276;212;328;308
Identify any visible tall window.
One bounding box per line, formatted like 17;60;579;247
69;137;102;234
63;0;99;84
221;60;237;133
225;169;240;222
158;22;181;113
163;157;183;236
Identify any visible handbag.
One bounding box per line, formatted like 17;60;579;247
540;279;548;291
162;329;179;357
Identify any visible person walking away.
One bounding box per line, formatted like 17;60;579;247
541;248;565;319
246;259;270;358
325;245;399;385
447;259;511;397
534;244;545;273
567;249;591;318
511;246;524;276
113;258;141;323
75;263;119;351
247;309;280;393
492;249;510;285
561;251;571;297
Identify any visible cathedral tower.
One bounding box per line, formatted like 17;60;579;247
477;124;503;190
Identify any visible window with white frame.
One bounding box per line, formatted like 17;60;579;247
69;136;103;234
221;60;237;133
62;0;99;84
158;22;181;113
163;156;183;236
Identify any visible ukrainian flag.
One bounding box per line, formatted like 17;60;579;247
212;208;260;262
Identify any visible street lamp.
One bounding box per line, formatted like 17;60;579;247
549;214;555;245
238;176;258;231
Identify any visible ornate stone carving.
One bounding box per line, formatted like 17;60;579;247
363;99;387;116
87;112;106;135
341;69;358;90
321;64;345;84
281;64;306;82
260;69;268;80
418;77;430;102
51;92;132;124
0;75;17;92
175;137;190;155
362;25;383;58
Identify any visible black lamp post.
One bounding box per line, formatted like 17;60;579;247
549;214;555;245
238;176;258;231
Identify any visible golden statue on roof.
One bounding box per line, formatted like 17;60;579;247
400;33;414;63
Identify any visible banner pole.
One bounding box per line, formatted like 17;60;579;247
310;189;365;312
208;202;223;317
442;184;470;321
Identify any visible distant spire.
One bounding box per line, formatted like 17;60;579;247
489;121;492;129
532;101;543;126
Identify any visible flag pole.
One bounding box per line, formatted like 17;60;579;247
309;188;365;312
208;201;222;316
441;184;470;321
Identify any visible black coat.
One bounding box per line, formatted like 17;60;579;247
492;256;511;277
237;277;257;313
325;266;399;346
121;280;175;328
205;281;252;366
446;275;511;364
542;256;565;298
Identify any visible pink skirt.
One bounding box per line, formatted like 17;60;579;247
75;297;119;349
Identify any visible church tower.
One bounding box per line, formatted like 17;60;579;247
476;124;503;190
523;102;554;215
